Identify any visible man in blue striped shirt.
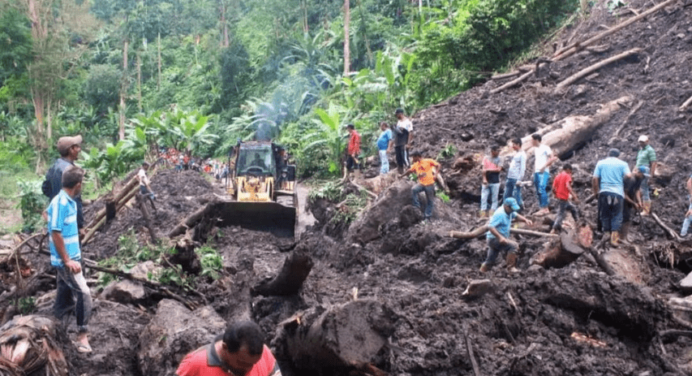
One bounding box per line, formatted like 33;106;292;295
47;165;92;353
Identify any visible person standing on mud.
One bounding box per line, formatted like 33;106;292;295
393;108;413;174
43;135;85;232
504;137;526;211
345;124;361;178
622;166;646;242
531;134;557;216
593;148;632;246
479;145;502;218
177;321;282;376
551;164;579;234
480;198;533;273
46;166;92;353
680;174;692;238
376;122;393;174
401;151;440;222
636;135;657;216
138;162;157;211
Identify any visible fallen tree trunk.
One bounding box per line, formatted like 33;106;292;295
251;250;313;296
531;228;592;268
502;96;633;159
651;213;683;242
450;226;558;239
556;48;642;89
168;203;216;238
679;94;692;112
85;176;139;230
490;70;534;94
552;0;676;61
282;300;396;370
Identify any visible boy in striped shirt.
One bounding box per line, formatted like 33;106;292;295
47;165;92;353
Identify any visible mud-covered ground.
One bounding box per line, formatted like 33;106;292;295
4;0;692;375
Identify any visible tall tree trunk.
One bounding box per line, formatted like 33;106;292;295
137;51;142;112
157;33;161;91
46;97;52;139
119;39;129;140
221;1;229;48
343;0;350;76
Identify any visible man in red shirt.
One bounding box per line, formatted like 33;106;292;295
346;124;361;177
551;164;580;234
177;321;281;376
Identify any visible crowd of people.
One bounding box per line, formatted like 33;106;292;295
158;148;229;180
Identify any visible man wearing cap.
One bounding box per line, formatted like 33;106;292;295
401;151;440;222
636;135;657;216
592;148;632;246
621;166;646;242
480;198;533;272
43;135;84;231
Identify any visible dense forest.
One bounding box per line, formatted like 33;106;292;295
0;0;578;230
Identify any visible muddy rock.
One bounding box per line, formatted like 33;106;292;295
398;205;423;228
138;299;226;376
461;279;493;299
101;279;147;304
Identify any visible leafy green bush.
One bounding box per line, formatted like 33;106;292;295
195;245;223;280
17;180;47;233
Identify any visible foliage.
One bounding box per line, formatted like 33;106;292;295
195;245;223;281
438;191;450;203
84;64;121;116
17;296;36;315
331;192;368;224
16;180;46;233
309;181;342;202
0;9;32;87
437;143;458;160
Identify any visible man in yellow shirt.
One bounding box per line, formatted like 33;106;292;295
401;151;440;221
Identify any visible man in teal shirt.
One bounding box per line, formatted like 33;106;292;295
480;198;533;272
636;135;657;216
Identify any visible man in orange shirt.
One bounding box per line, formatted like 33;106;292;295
401;151;440;221
177;321;281;376
345;124;361;177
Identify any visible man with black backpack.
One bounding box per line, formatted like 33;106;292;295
43;135;84;232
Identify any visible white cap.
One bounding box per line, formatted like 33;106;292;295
638;135;649;142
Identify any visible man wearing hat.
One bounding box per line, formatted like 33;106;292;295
592;148;632;246
636;135;657;216
43;135;84;230
480;197;533;272
621;166;646;242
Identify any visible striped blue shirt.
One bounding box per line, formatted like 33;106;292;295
47;190;81;267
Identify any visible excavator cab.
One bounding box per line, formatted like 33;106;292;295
222;141;297;237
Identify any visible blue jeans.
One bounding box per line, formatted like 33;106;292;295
412;183;435;219
533;172;550;208
54;261;92;333
480;183;500;211
483;238;517;266
639;166;651;201
598;192;624;232
379;149;389;174
682;202;692;236
504;178;523;208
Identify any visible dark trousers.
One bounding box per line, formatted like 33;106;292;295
553;199;579;231
54;261;92;333
483;237;518;266
412;183;435;219
346;155;360;172
598;192;624;232
395;146;408;169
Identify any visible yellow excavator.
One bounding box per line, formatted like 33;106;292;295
221;141;298;237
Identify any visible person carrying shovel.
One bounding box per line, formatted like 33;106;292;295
480;198;533;273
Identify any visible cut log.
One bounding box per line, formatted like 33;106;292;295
651;213;683;242
531;228;591;268
136;193;158;243
556;48;642;89
251;250;313;296
450;226;558;239
85;176;139;229
490;70;534;94
282;300;396;369
552;0;676;61
502;96;633;160
491;71;522;81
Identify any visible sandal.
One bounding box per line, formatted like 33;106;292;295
73;342;93;353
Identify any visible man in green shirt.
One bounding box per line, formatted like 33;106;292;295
636;135;657;216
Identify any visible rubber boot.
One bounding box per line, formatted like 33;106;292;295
610;231;620;247
506;253;517;270
620;222;630;243
479;263;489;273
641;201;651;216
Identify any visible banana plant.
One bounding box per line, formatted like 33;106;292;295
302;102;350;174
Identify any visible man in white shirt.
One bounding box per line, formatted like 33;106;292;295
531;134;557;215
393;108;413;173
138;162;157;211
503;137;526;211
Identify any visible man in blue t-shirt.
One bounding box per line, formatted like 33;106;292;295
592;148;631;246
47;165;92;353
376;122;393;174
480;198;533;272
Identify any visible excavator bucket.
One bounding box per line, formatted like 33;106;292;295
211;201;296;238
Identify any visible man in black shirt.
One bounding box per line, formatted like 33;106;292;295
622;166;646;242
392;108;413;174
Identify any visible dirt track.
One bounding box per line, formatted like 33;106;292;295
3;0;692;375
